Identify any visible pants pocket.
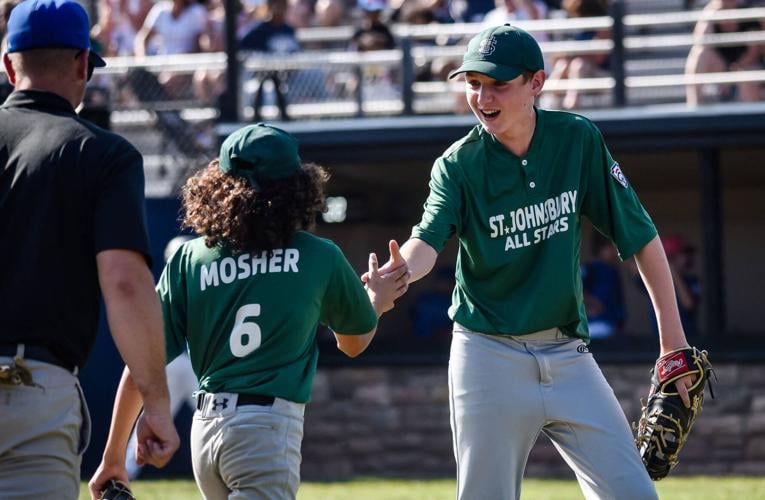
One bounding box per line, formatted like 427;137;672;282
74;380;91;455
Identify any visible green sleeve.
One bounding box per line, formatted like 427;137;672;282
319;244;378;335
410;157;462;253
156;247;188;363
580;124;657;260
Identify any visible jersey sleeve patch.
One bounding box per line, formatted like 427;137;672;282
610;162;629;188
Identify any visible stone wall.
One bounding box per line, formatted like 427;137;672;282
300;363;765;480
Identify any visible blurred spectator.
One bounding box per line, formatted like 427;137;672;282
91;0;153;56
662;235;701;339
545;0;611;109
581;239;625;339
396;0;437;25
350;0;396;51
483;0;551;69
450;0;494;22
483;0;550;31
193;0;227;104
392;0;455;23
685;0;763;106
431;55;470;113
135;0;209;56
237;0;265;38
348;0;399;104
411;267;454;344
630;235;701;339
1;0;20;38
287;0;315;28
240;0;300;119
240;0;300;52
315;0;349;27
133;0;210;99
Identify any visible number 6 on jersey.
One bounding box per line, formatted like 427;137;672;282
230;304;262;357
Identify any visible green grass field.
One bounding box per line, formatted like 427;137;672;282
80;477;765;499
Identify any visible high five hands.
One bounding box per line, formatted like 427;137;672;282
363;240;411;314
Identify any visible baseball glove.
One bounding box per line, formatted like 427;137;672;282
634;346;715;480
99;479;136;500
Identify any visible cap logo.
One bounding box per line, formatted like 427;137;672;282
479;36;497;56
610;162;629;188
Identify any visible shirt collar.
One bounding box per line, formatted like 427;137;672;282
1;90;77;115
484;107;546;198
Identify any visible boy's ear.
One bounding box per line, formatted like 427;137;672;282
530;70;546;96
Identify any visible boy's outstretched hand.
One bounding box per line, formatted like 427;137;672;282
365;248;410;315
361;240;409;285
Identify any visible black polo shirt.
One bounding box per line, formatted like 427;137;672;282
0;90;152;369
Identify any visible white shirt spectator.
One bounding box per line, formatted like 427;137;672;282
483;0;550;70
483;0;549;43
143;0;208;54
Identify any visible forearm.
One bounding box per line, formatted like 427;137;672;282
134;30;150;57
334;331;375;358
634;236;689;353
102;368;145;464
400;238;438;283
99;251;170;413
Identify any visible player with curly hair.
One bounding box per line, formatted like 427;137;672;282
89;123;408;499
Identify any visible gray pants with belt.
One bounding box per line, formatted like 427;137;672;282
449;325;658;500
0;357;90;500
191;393;305;500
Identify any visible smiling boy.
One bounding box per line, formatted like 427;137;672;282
369;24;694;499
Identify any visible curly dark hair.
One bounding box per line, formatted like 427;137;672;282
182;160;329;253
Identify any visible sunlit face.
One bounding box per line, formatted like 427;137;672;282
464;71;539;138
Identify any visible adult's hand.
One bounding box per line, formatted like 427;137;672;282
134;409;180;468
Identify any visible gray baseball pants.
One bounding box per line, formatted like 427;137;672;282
0;357;90;500
449;325;658;500
191;393;305;500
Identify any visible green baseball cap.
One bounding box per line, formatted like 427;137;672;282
218;123;302;191
449;24;544;81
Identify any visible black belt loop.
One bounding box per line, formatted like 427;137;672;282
237;394;275;407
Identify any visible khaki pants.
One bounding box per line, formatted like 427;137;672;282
449;325;657;500
0;358;90;500
191;393;305;500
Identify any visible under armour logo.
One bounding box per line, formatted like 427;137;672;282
212;398;229;410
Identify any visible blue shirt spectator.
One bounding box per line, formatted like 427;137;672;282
582;242;625;339
239;0;300;53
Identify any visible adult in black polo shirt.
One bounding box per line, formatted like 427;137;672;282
0;0;179;497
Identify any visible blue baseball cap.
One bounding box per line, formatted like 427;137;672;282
5;0;106;69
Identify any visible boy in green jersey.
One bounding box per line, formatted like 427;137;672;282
369;25;696;499
90;123;409;499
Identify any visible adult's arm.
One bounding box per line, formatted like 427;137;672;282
97;250;179;461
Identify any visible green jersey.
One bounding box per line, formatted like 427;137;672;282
411;108;656;340
157;231;377;403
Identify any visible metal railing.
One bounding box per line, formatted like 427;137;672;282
3;4;762;156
